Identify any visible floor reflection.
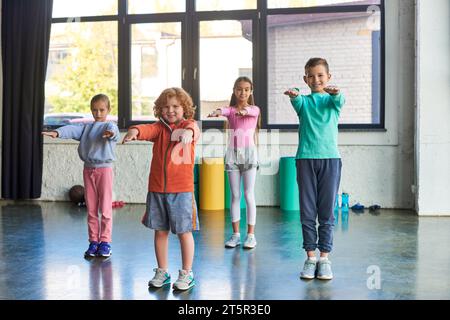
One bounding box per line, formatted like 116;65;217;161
0;203;45;299
0;201;449;299
88;257;114;300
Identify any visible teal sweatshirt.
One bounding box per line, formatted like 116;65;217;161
290;92;345;159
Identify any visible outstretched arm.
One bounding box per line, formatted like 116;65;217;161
123;123;161;142
324;86;340;95
122;128;139;144
207;109;223;117
41;131;59;138
325;86;345;111
236;106;260;117
284;88;303;114
50;124;84;140
174;120;200;143
103;123;120;141
179;129;194;145
235;109;248;116
284;88;300;99
102;130;115;139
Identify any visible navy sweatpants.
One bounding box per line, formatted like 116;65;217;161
296;159;342;253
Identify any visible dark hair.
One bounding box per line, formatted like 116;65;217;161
90;94;111;110
229;76;255;107
154;87;195;119
226;76;261;144
304;57;329;74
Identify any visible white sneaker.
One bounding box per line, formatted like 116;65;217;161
148;268;171;288
225;234;241;248
173;270;195;291
243;234;257;249
317;259;333;280
300;259;317;280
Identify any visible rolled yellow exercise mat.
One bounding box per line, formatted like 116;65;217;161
279;156;300;211
200;157;225;210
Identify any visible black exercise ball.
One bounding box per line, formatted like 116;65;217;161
69;185;85;204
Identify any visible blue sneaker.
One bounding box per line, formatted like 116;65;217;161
300;259;317;280
317;259;333;280
84;241;99;257
97;242;112;257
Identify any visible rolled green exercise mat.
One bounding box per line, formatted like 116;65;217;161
193;162;199;184
193;160;199;208
194;183;199;207
279;156;300;211
224;172;246;209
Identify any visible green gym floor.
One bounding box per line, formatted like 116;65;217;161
0;201;449;300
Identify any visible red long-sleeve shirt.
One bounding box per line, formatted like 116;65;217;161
130;119;200;193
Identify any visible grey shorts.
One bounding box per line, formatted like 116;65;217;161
142;192;200;234
225;147;259;172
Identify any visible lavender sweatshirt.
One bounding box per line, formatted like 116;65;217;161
55;121;120;168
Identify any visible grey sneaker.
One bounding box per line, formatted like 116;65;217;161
317;259;333;280
173;270;195;291
148;268;171;288
225;234;241;248
300;259;317;279
243;234;257;249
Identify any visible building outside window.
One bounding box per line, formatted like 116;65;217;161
45;0;383;129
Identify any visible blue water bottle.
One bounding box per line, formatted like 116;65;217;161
334;194;339;212
341;193;349;212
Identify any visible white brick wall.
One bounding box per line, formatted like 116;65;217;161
268;16;376;124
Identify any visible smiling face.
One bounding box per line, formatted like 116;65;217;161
161;96;184;124
303;64;331;93
90;100;110;122
233;80;253;106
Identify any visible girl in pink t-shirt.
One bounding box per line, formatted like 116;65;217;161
208;77;261;249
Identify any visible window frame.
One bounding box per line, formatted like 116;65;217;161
191;10;260;129
47;0;385;131
262;1;385;130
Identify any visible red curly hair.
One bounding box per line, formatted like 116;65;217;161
153;87;196;120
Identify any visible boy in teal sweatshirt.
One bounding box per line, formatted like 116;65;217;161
284;58;345;280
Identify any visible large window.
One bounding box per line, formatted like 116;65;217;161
267;10;381;126
198;20;253;120
45;21;118;128
131;22;182;121
45;0;384;130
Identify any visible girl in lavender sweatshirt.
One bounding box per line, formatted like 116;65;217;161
42;94;119;258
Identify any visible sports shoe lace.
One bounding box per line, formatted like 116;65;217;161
177;271;191;282
304;260;316;270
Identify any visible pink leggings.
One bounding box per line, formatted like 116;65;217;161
83;167;113;243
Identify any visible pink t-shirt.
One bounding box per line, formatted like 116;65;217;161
220;105;260;148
